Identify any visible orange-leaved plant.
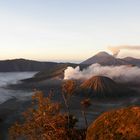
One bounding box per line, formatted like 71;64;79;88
9;91;68;140
81;98;91;129
62;80;77;130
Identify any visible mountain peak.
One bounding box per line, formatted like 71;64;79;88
95;51;111;57
81;51;114;65
81;51;134;66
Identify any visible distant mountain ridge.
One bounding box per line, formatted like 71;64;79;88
81;51;140;67
123;57;140;67
0;52;139;72
0;58;76;72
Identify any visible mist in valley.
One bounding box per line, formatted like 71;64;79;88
0;72;36;104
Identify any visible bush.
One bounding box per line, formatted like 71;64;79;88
9;91;67;140
9;91;85;140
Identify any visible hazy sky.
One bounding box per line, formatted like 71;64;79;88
0;0;140;62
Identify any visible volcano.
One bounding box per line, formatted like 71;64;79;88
80;76;129;98
81;51;129;66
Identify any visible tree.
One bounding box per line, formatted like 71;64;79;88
9;91;68;140
9;91;84;140
62;80;77;129
81;98;91;129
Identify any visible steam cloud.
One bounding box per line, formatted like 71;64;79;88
64;64;140;83
108;45;140;57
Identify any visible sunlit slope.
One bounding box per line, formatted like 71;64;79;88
80;76;130;98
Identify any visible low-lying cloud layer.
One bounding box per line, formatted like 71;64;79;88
64;64;140;83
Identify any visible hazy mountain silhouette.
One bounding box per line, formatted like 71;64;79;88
0;51;139;73
0;58;84;72
123;57;140;67
81;51;130;66
0;59;59;72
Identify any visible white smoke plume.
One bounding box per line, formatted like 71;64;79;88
108;45;140;57
64;64;140;83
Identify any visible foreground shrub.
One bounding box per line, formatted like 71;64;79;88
81;98;91;129
86;106;140;140
9;91;85;140
62;80;77;130
9;91;66;140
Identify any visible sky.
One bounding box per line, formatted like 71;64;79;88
0;0;140;62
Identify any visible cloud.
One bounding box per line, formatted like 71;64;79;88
64;63;140;83
108;45;140;57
